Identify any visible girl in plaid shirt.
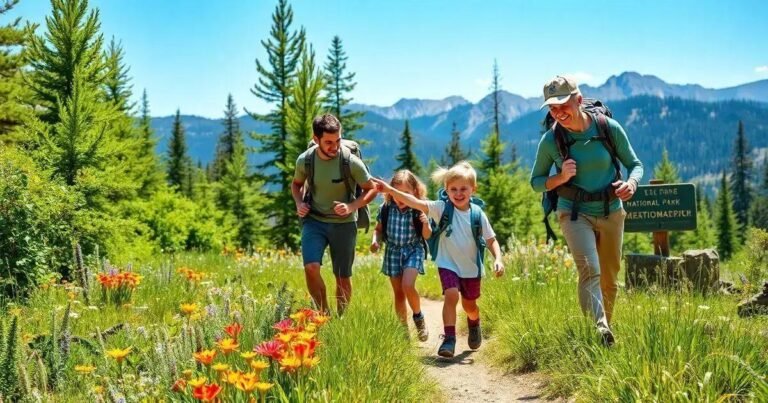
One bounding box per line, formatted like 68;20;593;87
371;170;432;341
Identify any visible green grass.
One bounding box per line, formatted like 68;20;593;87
480;240;768;401
2;251;437;402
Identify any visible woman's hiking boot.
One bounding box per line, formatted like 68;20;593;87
468;324;482;350
414;316;429;341
437;335;456;358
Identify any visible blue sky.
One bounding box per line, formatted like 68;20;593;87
11;0;768;118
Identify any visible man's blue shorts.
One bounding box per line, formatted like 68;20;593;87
301;218;357;278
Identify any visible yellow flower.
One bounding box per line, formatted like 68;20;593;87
211;363;230;372
289;311;307;324
250;360;269;373
255;382;273;394
216;338;239;354
180;303;198;316
296;331;315;342
92;385;104;394
105;347;132;363
305;323;317;333
182;369;194;379
240;351;258;362
302;356;320;368
235;372;260;392
223;370;243;385
279;356;301;373
276;332;294;344
74;364;96;374
188;377;207;388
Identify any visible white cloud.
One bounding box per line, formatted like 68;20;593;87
755;65;768;74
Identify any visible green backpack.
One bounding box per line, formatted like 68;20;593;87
302;139;371;232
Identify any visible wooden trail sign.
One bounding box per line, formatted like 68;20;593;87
624;183;697;233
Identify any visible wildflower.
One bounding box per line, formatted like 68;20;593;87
170;379;186;393
276;332;294;344
272;319;294;333
223;370;243;385
194;349;217;366
216;338;239;354
192;383;222;402
290;311;307;325
241;351;258;362
105;347;132;363
302;356;320;368
180;303;198;316
254;340;283;360
92;385;104;394
211;363;230;373
74;364;96;374
250;360;269;375
235;372;260;392
279;356;301;373
255;382;273;394
182;369;194;379
224;322;243;340
188;377;207;388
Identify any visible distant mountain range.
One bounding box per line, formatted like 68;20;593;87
151;72;768;191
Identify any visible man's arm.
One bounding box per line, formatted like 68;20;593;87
348;179;378;210
292;180;310;217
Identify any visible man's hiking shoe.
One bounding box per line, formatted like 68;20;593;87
437;335;456;358
598;327;615;347
414;316;429;341
737;282;768;317
468;324;482;350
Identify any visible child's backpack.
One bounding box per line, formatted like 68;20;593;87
541;98;622;242
427;189;486;278
379;202;430;255
303;138;371;232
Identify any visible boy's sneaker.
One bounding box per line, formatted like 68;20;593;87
598;327;615;347
414;316;429;341
468;324;482;350
437;335;456;358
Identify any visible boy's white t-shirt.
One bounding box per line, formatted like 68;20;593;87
426;200;495;278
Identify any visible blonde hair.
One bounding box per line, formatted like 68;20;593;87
431;161;477;188
385;170;427;203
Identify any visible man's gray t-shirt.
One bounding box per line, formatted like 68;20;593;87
294;149;372;224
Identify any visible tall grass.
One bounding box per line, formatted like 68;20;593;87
481;240;768;401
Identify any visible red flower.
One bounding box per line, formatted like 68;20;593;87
224;322;243;340
192;383;222;402
254;340;283;360
272;319;294;333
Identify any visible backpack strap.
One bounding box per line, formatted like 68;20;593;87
303;148;316;203
593;113;622;182
469;204;486;278
428;201;454;261
340;147;354;202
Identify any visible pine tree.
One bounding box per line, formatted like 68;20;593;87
27;0;105;124
103;37;133;113
0;0;33;139
441;121;468;166
212;94;240;181
248;0;305;248
167;109;191;197
679;187;717;250
715;172;739;259
219;136;266;249
653;147;681;183
490;59;502;140
425;158;439;198
730;120;752;230
323;35;364;141
395;120;421;176
136;89;163;197
478;129;505;190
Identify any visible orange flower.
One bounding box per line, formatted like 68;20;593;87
278;356;301;373
312;314;330;326
224;322;243;340
171;379;186;393
189;377;207;388
105;347;132;363
216;338;239;354
194;349;217;366
192;383;222;402
180;303;198;316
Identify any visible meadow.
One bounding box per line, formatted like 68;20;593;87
0;241;766;402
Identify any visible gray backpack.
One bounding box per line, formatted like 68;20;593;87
303;139;371;232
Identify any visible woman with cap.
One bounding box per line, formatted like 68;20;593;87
530;75;643;346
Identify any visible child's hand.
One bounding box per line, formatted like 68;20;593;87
371;177;392;193
418;212;429;225
493;258;505;277
370;241;380;253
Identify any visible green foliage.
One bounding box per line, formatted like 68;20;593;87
441;121;469;166
211;94;240;181
715;172;739;259
623;232;654;254
103;37;133;113
0;316;20;400
0;0;34;141
653;147;681;183
135;89;163;197
27;0;104;124
731;120;752;230
323;35;364;141
166;109;192;196
732;227;768;288
249;0;306;248
0;146;77;298
394;120;422;176
678;190;717;251
123;187;232;253
477;129;503;190
480;167;545;246
425;158;439;198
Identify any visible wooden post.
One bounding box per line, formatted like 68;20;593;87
649;179;670;256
